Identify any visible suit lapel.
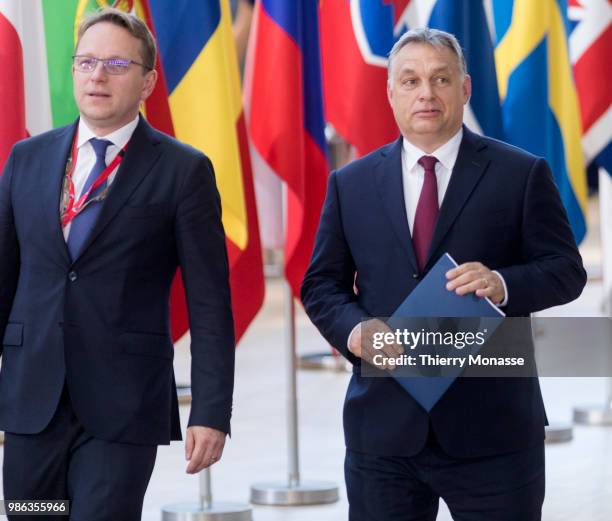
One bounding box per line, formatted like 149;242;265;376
425;127;490;268
73;116;162;262
375;138;419;273
42;122;77;267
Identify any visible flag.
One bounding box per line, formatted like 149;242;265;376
0;1;27;170
493;0;588;244
567;0;611;173
319;0;503;156
319;0;398;157
568;0;611;312
320;1;587;241
0;0;264;343
149;0;265;342
424;0;504;139
0;0;85;171
246;0;328;298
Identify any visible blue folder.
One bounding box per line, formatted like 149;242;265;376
386;253;504;411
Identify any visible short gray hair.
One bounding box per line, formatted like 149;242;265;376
388;27;467;78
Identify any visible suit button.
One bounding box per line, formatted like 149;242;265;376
412;273;419;279
68;271;77;282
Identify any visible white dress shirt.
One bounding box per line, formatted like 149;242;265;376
402;128;463;232
402;129;508;306
62;115;139;240
347;129;508;349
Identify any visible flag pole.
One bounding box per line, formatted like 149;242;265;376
573;169;612;426
285;280;300;488
249;184;339;505
161;388;253;520
533;315;574;444
297;125;353;374
200;468;213;510
573;377;612;426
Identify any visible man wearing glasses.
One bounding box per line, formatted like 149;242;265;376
0;8;235;520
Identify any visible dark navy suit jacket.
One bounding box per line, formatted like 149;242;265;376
302;127;586;458
0;116;235;445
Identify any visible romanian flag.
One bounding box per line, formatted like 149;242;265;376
0;0;264;343
493;0;588;243
246;0;328;298
149;0;265;342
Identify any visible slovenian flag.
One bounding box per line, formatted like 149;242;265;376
246;0;328;298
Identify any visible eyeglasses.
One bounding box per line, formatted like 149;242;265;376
72;55;152;75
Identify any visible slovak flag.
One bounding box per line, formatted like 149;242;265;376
320;0;504;157
320;0;400;157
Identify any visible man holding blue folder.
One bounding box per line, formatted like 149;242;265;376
302;28;586;521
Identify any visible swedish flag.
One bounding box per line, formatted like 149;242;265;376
494;0;588;243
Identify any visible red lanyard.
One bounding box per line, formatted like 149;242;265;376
61;131;129;228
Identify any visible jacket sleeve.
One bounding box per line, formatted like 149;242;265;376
301;171;367;363
174;153;235;433
0;147;21;358
497;157;587;315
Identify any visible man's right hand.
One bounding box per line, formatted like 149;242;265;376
348;318;404;370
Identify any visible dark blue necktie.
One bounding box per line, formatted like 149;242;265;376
67;138;112;260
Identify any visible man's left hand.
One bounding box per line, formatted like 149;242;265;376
445;262;505;305
185;426;226;474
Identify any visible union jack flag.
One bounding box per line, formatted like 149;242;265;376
567;0;612;174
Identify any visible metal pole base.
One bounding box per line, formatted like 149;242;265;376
573;404;612;426
545;423;573;444
298;352;351;372
161;502;252;521
250;481;339;506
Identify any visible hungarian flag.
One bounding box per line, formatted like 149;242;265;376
245;0;328;298
0;0;264;343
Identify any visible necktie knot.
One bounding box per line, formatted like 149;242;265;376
89;138;112;163
418;155;438;172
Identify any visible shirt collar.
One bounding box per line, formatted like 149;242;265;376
402;127;464;172
77;114;140;150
